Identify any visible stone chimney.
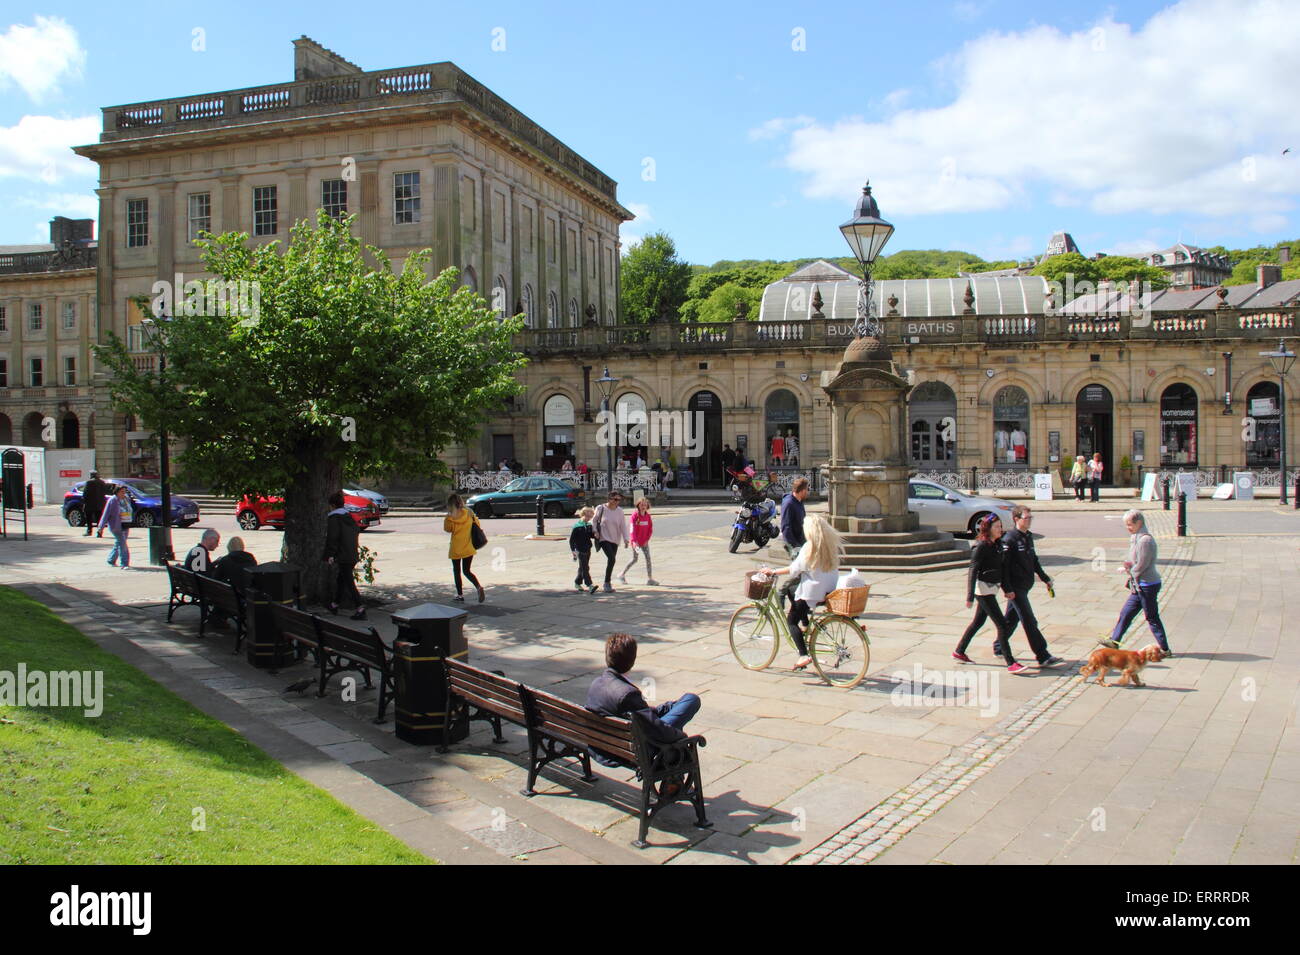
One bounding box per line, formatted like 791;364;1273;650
1257;263;1282;289
49;216;93;246
293;36;363;82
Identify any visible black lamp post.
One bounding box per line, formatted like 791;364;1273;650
595;366;619;497
1261;338;1296;505
141;312;174;562
839;181;896;340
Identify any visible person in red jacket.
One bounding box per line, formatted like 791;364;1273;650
618;496;658;586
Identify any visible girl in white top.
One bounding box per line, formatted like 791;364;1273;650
760;514;841;671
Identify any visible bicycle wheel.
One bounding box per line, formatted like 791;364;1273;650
729;603;780;671
808;615;870;688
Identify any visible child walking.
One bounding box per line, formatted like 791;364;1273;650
570;506;598;594
619;497;659;586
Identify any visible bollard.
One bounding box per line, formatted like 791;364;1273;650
1294;475;1299;510
1177;491;1187;537
535;494;545;536
1162;476;1171;510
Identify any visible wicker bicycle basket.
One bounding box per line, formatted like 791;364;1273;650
825;585;870;615
745;574;774;600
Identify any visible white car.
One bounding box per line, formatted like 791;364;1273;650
908;479;1015;536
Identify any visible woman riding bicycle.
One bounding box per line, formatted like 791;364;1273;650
760;514;841;671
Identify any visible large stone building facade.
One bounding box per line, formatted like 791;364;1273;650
70;37;630;478
478;260;1299;492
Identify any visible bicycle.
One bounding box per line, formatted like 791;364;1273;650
728;575;871;688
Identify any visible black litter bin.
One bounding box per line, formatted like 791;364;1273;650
392;603;468;745
242;562;302;669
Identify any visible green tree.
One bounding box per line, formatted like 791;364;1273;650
620;232;692;323
695;282;763;323
1095;256;1169;290
95;211;524;600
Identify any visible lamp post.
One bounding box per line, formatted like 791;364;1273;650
839;181;896;340
140;312;174;562
1261;339;1296;505
595;366;619;497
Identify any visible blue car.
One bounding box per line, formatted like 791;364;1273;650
63;478;201;529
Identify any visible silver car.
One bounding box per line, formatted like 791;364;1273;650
908;479;1015;536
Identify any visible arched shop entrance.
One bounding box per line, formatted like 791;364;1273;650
1160;383;1198;466
993;386;1030;468
764;389;800;467
1245;381;1281;467
1076;384;1114;482
688;390;723;486
614;393;648;467
541;394;575;469
909;381;957;468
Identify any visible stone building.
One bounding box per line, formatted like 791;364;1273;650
0;217;98;450
1139;243;1233;290
71;36;631;478
480;259;1298;492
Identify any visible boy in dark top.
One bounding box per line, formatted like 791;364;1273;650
586;633;700;773
569;506;597;594
998;505;1064;667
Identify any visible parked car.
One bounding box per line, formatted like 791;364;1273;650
63;479;201;529
465;477;585;518
908;479;1015;536
235;491;381;531
344;485;389;514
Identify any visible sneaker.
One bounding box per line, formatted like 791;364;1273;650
1099;639;1120;650
952;651;973;664
453;594;465;602
575;585;584;593
477;586;486;604
1007;662;1029;674
587;585;599;594
646;578;659;586
618;574;628;584
603;584;615;593
1161;649;1173;658
1037;655;1065;668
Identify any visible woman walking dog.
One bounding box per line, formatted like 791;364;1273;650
953;514;1030;673
1102;509;1171;655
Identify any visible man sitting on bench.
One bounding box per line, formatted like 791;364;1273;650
586;633;701;790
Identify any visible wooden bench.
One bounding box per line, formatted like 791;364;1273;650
443;658;710;848
313;615;394;724
166;563;203;623
195;575;248;653
269;602;324;688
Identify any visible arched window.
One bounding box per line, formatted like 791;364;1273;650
547;292;559;329
909;381;957;466
993;385;1030;467
568;299;579;327
764;389;800;466
462;266;478;293
22;411;45;446
1245;381;1280;466
606;307;614;326
542;394;575;469
60;413;80;449
614;393;648;464
0;413;12;444
522;284;534;328
1075;384;1114;479
1159;383;1198;466
493;274;507;317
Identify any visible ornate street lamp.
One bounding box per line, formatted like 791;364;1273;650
839;181;895;340
595;366;619;496
140;311;174;562
1261;339;1296;505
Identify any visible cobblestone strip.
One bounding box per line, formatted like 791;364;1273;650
793;537;1194;865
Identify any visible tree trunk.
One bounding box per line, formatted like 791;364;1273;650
284;440;341;604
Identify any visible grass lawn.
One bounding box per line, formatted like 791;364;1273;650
0;585;430;864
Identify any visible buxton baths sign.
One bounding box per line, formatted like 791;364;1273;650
826;321;958;340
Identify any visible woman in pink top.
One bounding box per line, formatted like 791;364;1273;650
619;497;658;586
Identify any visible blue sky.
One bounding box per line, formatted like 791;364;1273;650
1;0;1296;264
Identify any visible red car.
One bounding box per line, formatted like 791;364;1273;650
235;492;381;531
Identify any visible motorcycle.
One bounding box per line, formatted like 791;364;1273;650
728;492;780;553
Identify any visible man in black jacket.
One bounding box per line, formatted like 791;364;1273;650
999;506;1064;667
81;472;110;536
586;633;700;769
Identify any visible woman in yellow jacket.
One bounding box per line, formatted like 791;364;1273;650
444;493;485;603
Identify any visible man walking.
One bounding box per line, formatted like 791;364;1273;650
82;471;110;536
721;443;736;488
999;505;1064;667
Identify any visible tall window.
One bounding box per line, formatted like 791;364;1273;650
0;359;7;387
909;381;957;466
492;191;506;242
253;186;278;236
1160;383;1198;466
1245;381;1281;467
993;385;1030;467
567;230;577;269
394;172;421;223
322;179;347;219
568;299;579;327
127;199;149;247
522;206;534;253
188;192;211;242
542;394;576;468
547;292;559;328
764;389;801;466
28;303;42;332
29;357;43;387
547;219;557;263
0;305;6;331
522;284;534;328
493;274;507;317
588;237;596;278
63;356;76;386
62;302;76;330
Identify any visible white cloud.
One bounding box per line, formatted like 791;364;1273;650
748;115;814;142
765;0;1300;222
0;16;86;101
17;191;98;218
0;115;99;184
1105;237;1163;257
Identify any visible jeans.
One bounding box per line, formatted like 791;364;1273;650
659;693;701;731
106;529;130;567
620;542;653;580
1090;478;1102;502
574;551;593;587
1111;581;1169;651
599;540;619;585
957;594;1016;665
1003;592;1051;663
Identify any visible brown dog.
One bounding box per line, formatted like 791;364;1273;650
1080;644;1165;687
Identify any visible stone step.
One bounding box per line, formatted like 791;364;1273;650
838;531;949;545
854;559;969;574
847;550;969;568
842;540;968;556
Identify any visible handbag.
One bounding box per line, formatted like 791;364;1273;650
469;515;488;550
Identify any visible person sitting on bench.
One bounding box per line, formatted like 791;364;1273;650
585;632;700;771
